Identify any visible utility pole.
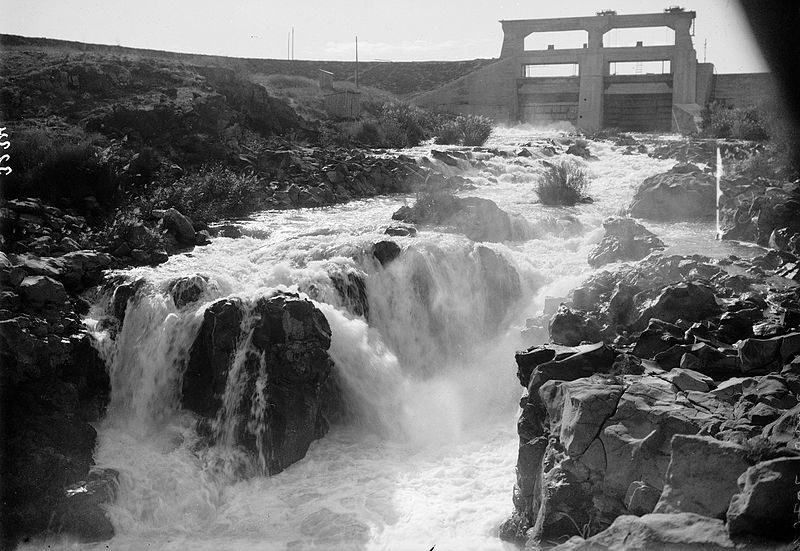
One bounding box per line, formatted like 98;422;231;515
292;27;295;61
355;36;359;88
703;39;707;63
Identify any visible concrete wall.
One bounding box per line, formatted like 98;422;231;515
412;58;518;123
711;73;778;108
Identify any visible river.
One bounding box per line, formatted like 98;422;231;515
35;127;758;550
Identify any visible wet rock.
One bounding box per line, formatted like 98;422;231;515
384;225;417;237
52;468;119;542
566;142;592;159
18;275;67;304
371;241;401;267
216;224;243;238
629;164;715;221
182;292;334;475
653;435;749;518
587;218;665;268
392;195;513;242
549;305;603;346
727;457;800;540
168;274;210;308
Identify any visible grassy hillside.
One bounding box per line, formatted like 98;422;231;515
0;34;495;97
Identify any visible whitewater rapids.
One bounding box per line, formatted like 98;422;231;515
29;127;758;550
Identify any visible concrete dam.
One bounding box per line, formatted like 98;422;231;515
413;9;775;133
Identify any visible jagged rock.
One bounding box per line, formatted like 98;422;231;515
629;164;715;221
384;225;416;237
182;292;333;475
653;435;749;518
727;457;800;540
631;282;720;331
372;241;401;267
168;274;210;308
739;332;800;373
588;218;665;268
631;319;685;359
515;346;557;387
662;368;714;392
18;275;67;304
762;403;800;445
624;481;661;515
549;305;602;346
551;513;736;551
392;196;513;242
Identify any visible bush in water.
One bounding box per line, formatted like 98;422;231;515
433;114;493;146
535;160;590;206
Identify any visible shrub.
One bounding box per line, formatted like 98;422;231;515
432;114;493;146
535;160;589;206
150;164;265;221
2;127;115;204
261;74;318;89
701;102;770;141
379;103;427;148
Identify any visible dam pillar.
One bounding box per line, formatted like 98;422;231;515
578;27;604;132
672;17;697;105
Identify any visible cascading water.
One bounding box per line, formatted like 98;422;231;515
29;127;758;551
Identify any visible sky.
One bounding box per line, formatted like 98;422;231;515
0;0;769;74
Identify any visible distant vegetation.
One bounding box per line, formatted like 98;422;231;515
702;100;800;179
535;160;590;206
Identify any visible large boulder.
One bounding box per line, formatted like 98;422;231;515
392;195;513;242
630;282;720;331
628;164;716;221
182;292;334;475
160;208;196;244
588;218;666;268
18;275;67;304
653;435;750;518
507;372;735;545
551;513;736;551
549;305;603;346
727;457;800;540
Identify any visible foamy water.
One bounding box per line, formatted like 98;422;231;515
28;127;760;551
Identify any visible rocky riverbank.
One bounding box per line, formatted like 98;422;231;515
500;223;800;548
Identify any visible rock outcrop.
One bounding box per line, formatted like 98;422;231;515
182;292;335;475
392;195;514;242
587;217;665;268
628;164;715;221
502;248;800;549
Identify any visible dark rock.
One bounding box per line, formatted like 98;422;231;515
515;346;557;387
653;435;749;518
372;241;401;267
727;457;800;540
631;319;685;359
549;305;602;346
182;292;333;475
587;217;665;268
52;468;118;542
629;164;715;221
624;481;661;515
631;282;720;331
384;225;417;237
168;274;210;308
18;275;67;304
